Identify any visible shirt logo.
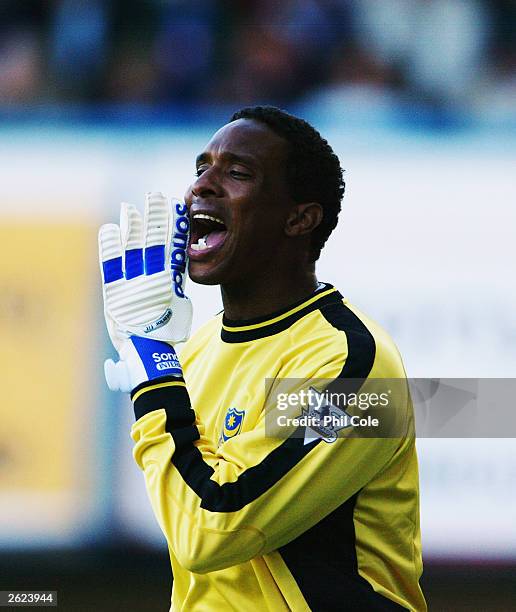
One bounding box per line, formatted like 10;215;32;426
302;387;352;445
221;407;245;443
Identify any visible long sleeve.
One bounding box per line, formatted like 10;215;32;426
130;373;405;575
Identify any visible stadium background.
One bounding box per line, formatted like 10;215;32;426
0;1;515;610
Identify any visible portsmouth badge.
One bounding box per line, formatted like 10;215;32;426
221;407;245;442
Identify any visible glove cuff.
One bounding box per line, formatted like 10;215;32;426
104;336;183;393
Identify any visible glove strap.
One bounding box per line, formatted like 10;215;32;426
104;336;182;393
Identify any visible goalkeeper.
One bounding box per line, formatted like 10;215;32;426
99;106;426;611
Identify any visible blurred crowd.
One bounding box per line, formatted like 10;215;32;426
1;0;515;118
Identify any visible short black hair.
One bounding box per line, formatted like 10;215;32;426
230;105;345;261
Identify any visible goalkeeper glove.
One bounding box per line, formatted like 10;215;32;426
99;192;192;392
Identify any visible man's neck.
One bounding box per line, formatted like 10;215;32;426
221;268;319;321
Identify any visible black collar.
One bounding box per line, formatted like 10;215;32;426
221;283;343;343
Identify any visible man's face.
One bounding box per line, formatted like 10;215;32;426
184;119;295;286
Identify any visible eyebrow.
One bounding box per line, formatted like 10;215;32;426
195;151;259;167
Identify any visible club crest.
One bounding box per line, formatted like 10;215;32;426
221;407;245;442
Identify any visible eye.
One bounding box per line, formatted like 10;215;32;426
195;164;209;177
229;167;251;179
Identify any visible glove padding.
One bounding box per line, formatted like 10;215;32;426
99;192;192;392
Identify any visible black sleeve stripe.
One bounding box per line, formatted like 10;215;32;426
174;430;321;512
132;301;376;514
131;375;186;397
320;301;376;398
132;378;190;422
134;378;322;512
320;301;376;379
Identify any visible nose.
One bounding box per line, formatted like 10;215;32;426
191;166;222;199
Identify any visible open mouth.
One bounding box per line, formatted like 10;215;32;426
189;212;228;257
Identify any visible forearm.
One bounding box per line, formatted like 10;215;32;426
131;380;267;573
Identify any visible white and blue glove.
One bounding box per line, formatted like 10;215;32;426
99;192;192;392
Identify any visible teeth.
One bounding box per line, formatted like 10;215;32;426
192;213;225;226
191;235;209;251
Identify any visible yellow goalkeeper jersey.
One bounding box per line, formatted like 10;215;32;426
130;283;426;611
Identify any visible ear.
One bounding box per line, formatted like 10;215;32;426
284;202;323;237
